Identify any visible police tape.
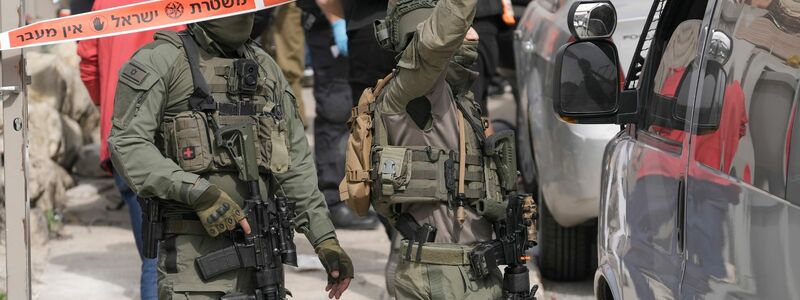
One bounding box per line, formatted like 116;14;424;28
0;0;294;51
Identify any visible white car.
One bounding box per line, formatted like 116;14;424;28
513;0;648;280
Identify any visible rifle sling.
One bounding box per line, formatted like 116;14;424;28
179;32;217;112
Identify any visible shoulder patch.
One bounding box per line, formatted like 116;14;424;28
120;63;149;86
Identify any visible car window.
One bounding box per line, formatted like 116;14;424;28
696;0;800;201
636;0;711;152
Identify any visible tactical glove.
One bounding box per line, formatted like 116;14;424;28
315;238;354;283
194;185;245;237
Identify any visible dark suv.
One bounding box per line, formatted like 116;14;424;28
549;0;800;298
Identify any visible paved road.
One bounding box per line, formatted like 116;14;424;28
29;87;594;300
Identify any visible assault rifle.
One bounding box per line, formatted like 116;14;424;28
469;194;538;300
195;123;298;300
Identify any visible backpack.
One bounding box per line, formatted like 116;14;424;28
339;73;396;216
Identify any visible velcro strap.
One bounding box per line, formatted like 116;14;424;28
373;72;396;95
461;154;482;166
409;151;480;166
409;150;445;163
410;169;438;180
164;220;207;236
214;66;229;76
346;170;371;182
210;83;228;93
464;188;482;199
464;171;483;182
393;187;440;198
217;102;260;116
351;102;376;117
399;241;472;265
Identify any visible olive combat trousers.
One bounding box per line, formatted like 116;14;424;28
394;243;503;300
158;234;263;299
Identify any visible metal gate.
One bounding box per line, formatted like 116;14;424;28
1;0;32;299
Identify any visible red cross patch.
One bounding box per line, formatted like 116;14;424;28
182;146;196;160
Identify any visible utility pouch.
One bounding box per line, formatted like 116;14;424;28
267;118;290;174
484;130;518;192
377;147;411;196
373;146;450;219
340;72;395;216
469;240;502;279
167;111;214;173
196;244;243;281
196;243;257;281
339;98;374;216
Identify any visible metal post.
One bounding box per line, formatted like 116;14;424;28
1;0;31;298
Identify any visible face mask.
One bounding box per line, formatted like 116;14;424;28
198;13;255;52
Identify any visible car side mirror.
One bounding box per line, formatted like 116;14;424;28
693;30;732;135
553;40;622;124
568;1;617;40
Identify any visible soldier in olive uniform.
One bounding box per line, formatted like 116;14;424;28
342;0;515;298
109;14;353;299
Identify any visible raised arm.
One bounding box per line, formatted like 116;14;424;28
380;0;478;113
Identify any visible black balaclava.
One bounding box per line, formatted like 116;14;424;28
198;13;255;53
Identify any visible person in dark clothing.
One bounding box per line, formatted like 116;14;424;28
471;0;529;134
317;0;395;103
70;0;95;15
340;0;397;104
297;0;380;229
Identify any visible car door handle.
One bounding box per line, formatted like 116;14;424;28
676;177;686;253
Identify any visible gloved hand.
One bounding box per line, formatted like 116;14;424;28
315;238;353;299
193;185;247;237
331;19;349;57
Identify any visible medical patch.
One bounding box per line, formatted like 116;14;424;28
182;146;196;160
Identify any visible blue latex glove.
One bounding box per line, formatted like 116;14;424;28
332;19;348;57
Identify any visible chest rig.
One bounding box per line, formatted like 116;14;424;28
161;31;291;175
341;72;517;225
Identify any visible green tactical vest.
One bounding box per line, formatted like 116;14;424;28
157;31;292;176
368;73;507;223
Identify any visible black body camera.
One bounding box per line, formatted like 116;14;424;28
232;59;259;96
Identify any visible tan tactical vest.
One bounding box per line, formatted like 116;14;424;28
157;31;291;176
341;71;507;243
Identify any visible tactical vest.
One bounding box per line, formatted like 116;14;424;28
158;31;291;176
341;72;513;225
